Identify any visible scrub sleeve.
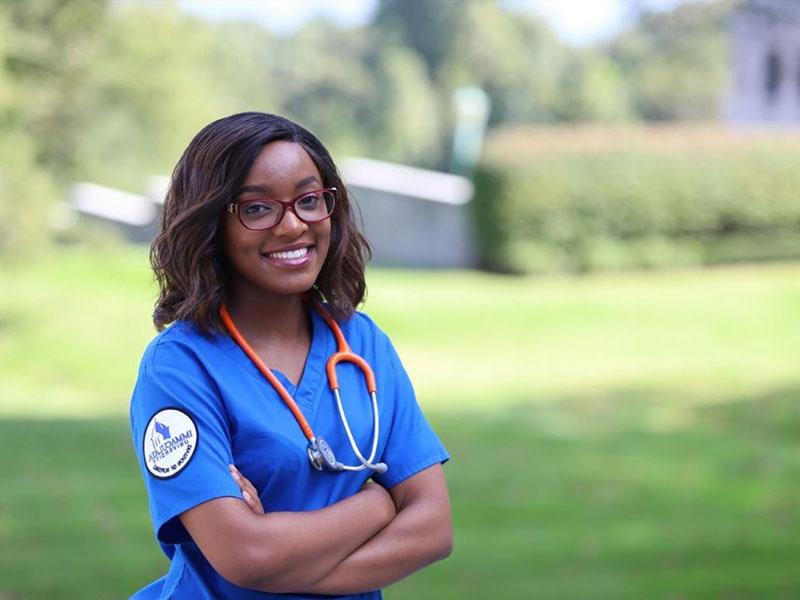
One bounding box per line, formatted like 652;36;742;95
371;330;448;489
130;348;243;549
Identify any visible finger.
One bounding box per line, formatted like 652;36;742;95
241;489;257;510
242;489;265;515
245;478;259;501
242;475;261;504
228;464;246;491
230;465;264;514
231;464;259;499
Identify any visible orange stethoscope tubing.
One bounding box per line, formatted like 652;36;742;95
219;302;386;473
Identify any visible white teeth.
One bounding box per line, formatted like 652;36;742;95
267;247;309;260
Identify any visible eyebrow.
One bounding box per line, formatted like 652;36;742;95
237;175;321;196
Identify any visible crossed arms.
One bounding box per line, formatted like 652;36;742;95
179;464;452;595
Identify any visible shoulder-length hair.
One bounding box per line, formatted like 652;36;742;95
151;112;371;333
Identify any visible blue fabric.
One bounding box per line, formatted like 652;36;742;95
129;308;449;599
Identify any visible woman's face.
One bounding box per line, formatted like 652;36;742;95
223;141;332;302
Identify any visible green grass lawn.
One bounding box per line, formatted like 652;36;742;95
1;246;799;599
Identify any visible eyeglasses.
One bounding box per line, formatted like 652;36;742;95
226;187;336;231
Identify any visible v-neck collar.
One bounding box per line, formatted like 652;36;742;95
213;304;334;413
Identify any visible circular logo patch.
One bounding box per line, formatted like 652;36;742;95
143;408;198;479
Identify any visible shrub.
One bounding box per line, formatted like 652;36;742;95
473;126;800;273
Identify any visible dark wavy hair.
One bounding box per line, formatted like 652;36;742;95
150;112;371;333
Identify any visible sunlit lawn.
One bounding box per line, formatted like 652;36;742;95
1;245;799;599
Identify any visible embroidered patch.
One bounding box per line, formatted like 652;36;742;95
143;408;198;479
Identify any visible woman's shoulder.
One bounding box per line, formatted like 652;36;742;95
332;308;400;361
138;320;222;373
130;321;230;430
337;308;386;339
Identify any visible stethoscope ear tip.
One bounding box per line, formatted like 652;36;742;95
372;462;388;474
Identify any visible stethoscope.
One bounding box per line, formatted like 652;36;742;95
219;302;388;475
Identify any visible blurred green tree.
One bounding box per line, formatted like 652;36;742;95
554;52;633;122
205;20;282;116
369;44;443;165
3;0;106;180
272;19;377;159
372;0;466;80
72;5;237;191
608;0;733;121
0;0;101;256
372;0;570;166
274;15;446;168
444;2;567;126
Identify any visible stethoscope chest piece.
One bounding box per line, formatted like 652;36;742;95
308;437;339;471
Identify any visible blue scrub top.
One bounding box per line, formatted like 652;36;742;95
129;307;450;599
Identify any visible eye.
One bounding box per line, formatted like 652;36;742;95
296;193;321;210
241;201;275;216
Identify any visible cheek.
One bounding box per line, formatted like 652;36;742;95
319;222;333;259
223;218;258;268
222;216;237;247
222;220;240;261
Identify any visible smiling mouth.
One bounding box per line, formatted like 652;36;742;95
266;247;309;260
262;245;313;266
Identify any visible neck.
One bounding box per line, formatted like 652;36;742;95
224;284;308;343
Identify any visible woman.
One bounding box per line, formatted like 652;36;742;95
129;112;452;599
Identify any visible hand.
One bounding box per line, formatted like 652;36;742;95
229;464;265;516
361;480;397;524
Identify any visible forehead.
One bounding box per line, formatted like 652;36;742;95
242;141;321;189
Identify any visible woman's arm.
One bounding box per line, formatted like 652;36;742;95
178;479;396;593
231;464;452;595
302;464;452;594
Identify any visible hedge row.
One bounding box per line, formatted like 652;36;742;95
472;126;800;273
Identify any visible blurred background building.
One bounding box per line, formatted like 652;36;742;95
727;0;800;125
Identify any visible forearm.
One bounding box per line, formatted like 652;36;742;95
244;489;395;592
303;471;453;595
182;485;394;593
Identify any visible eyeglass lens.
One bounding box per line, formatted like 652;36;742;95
239;190;335;230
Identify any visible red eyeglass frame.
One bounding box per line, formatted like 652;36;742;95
226;187;337;231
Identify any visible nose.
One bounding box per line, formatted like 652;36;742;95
273;205;308;237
